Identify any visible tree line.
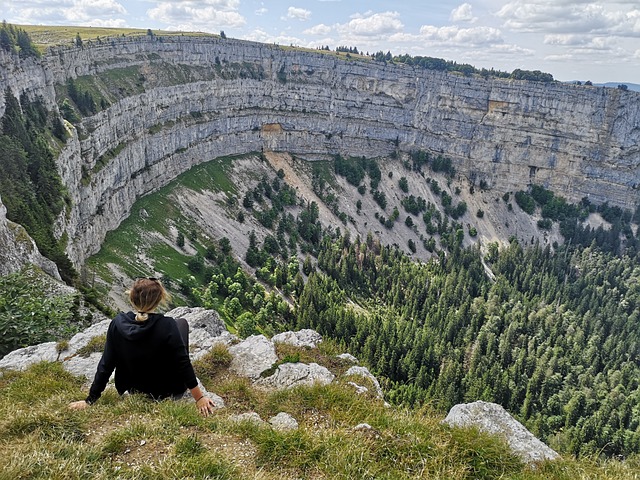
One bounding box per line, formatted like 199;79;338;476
0;21;39;59
0;89;75;282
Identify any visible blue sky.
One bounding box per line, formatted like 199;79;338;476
3;0;640;84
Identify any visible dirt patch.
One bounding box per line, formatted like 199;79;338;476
262;123;283;133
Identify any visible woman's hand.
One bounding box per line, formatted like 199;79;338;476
196;396;216;417
68;400;89;410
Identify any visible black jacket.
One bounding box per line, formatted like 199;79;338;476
86;312;198;403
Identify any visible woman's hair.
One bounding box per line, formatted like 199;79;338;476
128;278;170;321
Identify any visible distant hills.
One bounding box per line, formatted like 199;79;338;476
597;82;640;92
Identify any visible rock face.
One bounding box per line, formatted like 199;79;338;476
1;36;638;268
0;195;60;279
443;401;559;465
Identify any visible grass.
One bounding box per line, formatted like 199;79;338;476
1;360;639;478
18;25;215;50
75;335;106;358
86;154;241;286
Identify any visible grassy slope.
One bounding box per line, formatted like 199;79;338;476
17;25;215;49
2;343;638;479
19;23;368;64
86;155;237;285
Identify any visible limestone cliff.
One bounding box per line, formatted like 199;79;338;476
0;195;60;279
0;35;638;267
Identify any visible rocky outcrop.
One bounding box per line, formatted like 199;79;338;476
256;362;335;389
344;366;384;399
228;335;278;380
272;329;323;348
444;400;559;465
0;195;60;279
268;412;299;431
1;36;638;268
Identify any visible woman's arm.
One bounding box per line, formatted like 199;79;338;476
68;321;118;409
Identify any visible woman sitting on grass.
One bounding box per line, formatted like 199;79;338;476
69;277;216;416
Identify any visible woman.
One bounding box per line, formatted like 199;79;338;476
69;278;216;416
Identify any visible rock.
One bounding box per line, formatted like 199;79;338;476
347;381;368;395
337;353;358;364
203;390;225;409
353;423;381;438
229;412;267;426
0;342;60;371
166;307;236;360
63;352;103;380
272;329;323;348
228;335;278;380
256;362;335;389
353;423;373;431
268;412;299;431
65;319;111;354
443;401;560;465
344;366;384;399
166;307;226;337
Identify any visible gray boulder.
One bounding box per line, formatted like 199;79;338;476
65;319;111;354
166;307;226;337
176;381;225;408
443;401;559;465
229;412;267;426
64;352;103;380
272;329;323;348
228;335;278;380
269;412;299;431
344;366;384;399
347;381;369;395
337;353;358;364
167;307;236;361
256;362;335;389
0;342;60;371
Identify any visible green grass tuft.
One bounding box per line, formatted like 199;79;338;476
75;334;106;357
174;432;205;456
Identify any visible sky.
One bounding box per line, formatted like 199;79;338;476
2;0;640;84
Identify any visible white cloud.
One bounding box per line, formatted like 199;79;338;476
544;34;588;45
86;18;129;28
286;7;311;21
255;7;267;16
64;0;126;23
7;0;127;26
419;25;503;45
337;11;403;37
147;1;246;30
304;24;332;36
450;3;477;24
494;1;640;36
243;28;305;47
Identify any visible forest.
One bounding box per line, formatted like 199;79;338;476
173;153;640;458
176;205;640;458
0;89;74;281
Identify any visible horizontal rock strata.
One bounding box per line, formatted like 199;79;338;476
0;36;637;267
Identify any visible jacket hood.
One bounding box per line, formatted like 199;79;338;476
114;311;162;340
